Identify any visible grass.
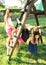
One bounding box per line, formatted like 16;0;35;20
0;17;46;65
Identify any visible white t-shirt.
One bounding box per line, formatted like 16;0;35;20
6;17;14;32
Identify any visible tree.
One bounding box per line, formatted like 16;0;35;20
0;2;5;8
0;0;5;8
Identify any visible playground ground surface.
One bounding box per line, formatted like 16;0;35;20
0;17;46;65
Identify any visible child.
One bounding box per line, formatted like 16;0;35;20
18;24;34;43
18;28;29;43
28;28;40;54
4;9;18;56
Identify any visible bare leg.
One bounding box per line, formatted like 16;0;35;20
14;42;19;52
6;37;13;56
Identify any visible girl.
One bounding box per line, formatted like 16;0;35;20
4;9;18;56
28;27;40;54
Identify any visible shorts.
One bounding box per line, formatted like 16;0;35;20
28;41;37;54
6;28;12;37
18;37;27;43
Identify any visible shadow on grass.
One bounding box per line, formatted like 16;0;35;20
9;43;46;65
38;44;46;61
9;57;46;65
11;58;32;65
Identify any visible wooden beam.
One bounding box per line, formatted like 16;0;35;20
30;11;45;15
37;26;46;29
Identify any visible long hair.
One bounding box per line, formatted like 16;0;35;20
33;31;40;43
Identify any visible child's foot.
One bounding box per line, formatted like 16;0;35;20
28;51;31;55
7;53;10;56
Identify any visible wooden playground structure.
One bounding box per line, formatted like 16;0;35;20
7;0;46;60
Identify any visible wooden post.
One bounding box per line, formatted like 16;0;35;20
42;0;46;15
34;14;39;26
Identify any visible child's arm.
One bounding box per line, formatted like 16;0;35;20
24;24;35;30
4;18;11;29
4;17;15;30
4;18;7;30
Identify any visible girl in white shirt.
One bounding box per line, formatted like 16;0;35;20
4;9;18;56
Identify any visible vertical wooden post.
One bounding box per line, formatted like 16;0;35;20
34;14;39;26
42;0;46;15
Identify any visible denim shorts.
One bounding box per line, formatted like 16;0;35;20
28;41;37;54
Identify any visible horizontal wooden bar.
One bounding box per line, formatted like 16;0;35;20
30;10;45;15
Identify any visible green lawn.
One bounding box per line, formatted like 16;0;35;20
0;17;46;65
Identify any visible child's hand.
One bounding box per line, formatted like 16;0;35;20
33;27;37;31
13;28;18;34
